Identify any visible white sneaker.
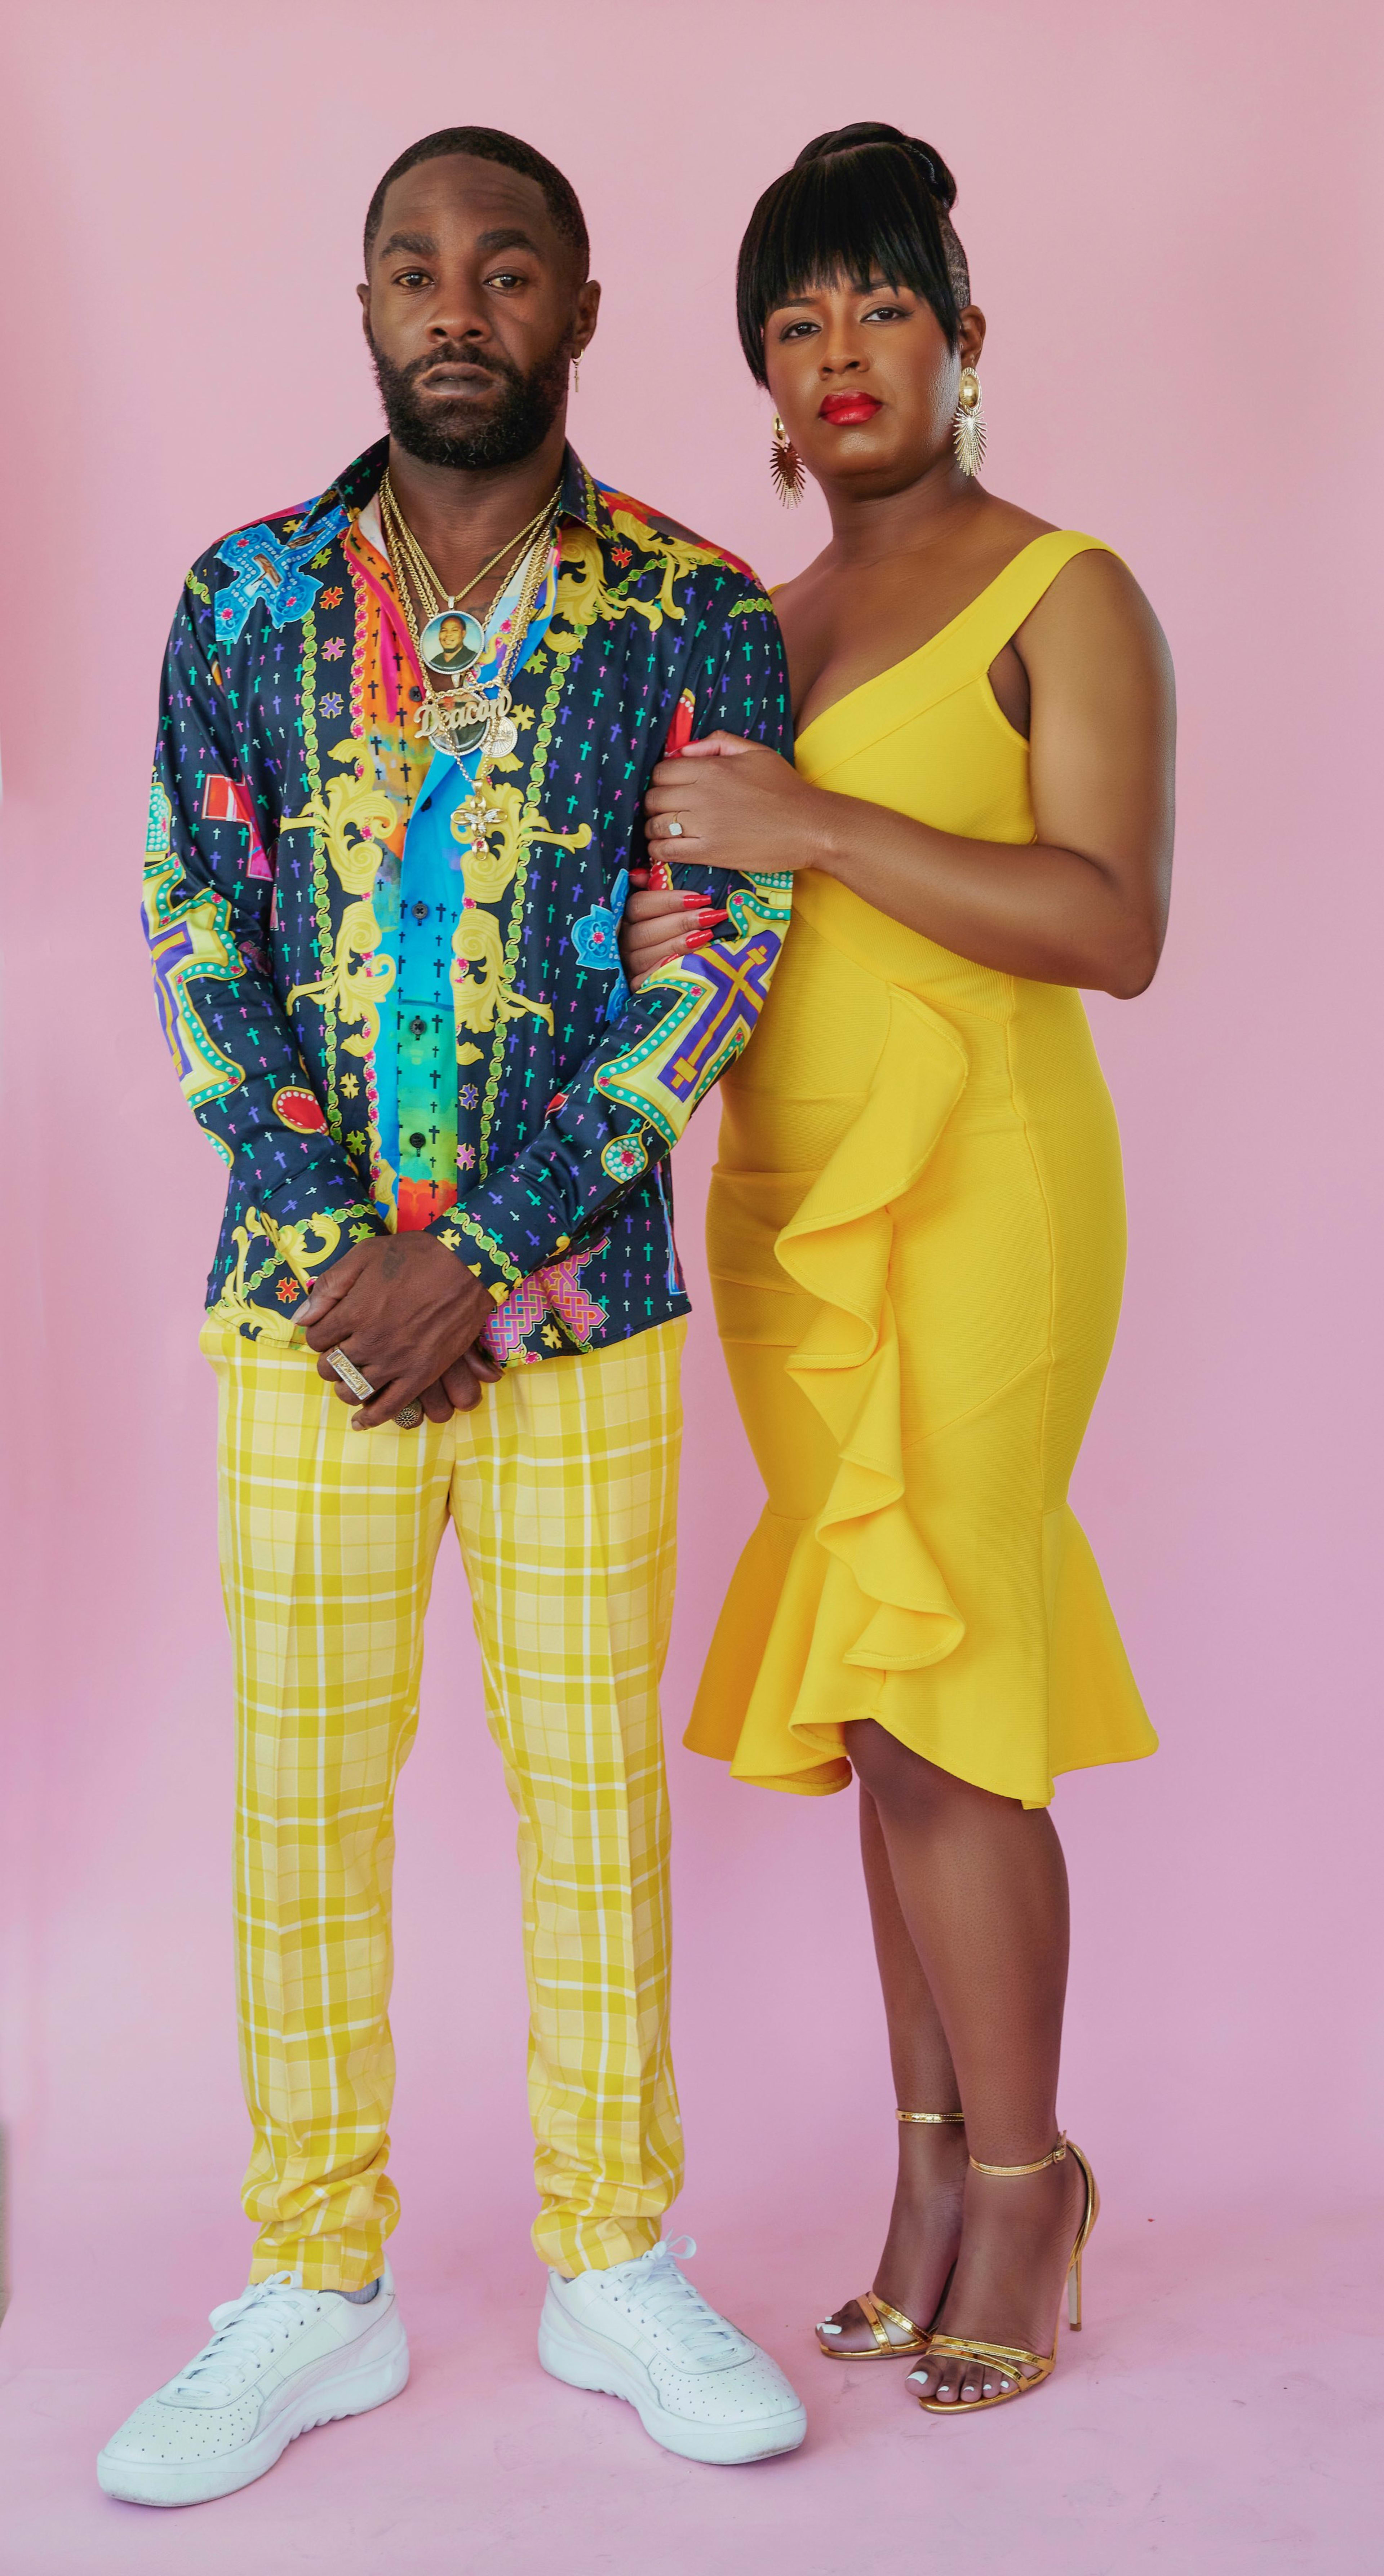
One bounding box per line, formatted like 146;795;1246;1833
97;2266;408;2506
538;2236;806;2465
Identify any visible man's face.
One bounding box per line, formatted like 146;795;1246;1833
438;616;465;654
359;154;599;471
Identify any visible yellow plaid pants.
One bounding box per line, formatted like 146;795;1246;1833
202;1316;686;2288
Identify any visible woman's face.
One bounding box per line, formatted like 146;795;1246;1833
763;274;984;502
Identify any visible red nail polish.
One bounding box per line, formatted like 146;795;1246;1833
697;907;729;927
681;891;706;909
687;928;714;949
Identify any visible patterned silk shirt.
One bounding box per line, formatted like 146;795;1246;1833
145;438;793;1363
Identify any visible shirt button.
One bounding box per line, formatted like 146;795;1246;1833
412;902;430;922
409;1017;427;1038
409;1131;427;1150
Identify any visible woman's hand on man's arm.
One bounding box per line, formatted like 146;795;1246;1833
641;732;824;877
621;731;821;988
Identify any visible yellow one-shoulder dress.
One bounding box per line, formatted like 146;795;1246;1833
687;532;1157;1809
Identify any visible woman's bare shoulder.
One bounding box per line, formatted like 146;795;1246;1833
1020;544;1172;675
1013;551;1175;753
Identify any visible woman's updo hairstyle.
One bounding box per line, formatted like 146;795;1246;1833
736;121;971;385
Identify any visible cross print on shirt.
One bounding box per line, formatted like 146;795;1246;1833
663;937;778;1105
214;509;347;647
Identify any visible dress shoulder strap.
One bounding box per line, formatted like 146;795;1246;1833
948;531;1115;677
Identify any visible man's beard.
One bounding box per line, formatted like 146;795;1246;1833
368;331;569;471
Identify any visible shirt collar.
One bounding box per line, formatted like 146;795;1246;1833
303;437;615;545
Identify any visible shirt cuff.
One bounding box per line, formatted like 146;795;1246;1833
235;1179;386;1319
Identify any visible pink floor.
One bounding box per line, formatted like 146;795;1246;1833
2;2201;1377;2574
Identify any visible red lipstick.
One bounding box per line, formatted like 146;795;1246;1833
819;392;882;425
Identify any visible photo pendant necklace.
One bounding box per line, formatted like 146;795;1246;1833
381;473;559;766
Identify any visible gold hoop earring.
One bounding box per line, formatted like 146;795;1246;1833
954;367;986;476
769;413;805;508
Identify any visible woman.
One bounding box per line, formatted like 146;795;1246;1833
621;123;1174;2413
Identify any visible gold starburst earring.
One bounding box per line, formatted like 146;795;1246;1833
954;367;986;476
770;413;805;507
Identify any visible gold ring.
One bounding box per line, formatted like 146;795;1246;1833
394;1402;424;1430
327;1346;374;1402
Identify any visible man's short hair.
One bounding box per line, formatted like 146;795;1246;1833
364;127;590;277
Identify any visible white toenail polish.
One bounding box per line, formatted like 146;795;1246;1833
818;2322;842;2334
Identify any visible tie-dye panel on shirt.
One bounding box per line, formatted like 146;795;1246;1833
369;546;558;1230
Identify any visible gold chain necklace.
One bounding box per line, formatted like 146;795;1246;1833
380;470;558;619
382;475;556;613
381;478;560;776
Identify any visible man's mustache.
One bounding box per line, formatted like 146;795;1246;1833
398;343;518;391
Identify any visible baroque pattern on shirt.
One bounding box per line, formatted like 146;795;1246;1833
450;779;585;1037
282;739;398;1055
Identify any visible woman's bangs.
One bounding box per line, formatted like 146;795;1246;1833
770;155;936;310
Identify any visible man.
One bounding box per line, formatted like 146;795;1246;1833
99;127;801;2507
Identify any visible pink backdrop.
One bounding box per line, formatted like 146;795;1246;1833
2;4;1380;2568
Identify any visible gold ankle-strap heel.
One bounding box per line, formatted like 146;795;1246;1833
909;2135;1099;2413
815;2110;965;2361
